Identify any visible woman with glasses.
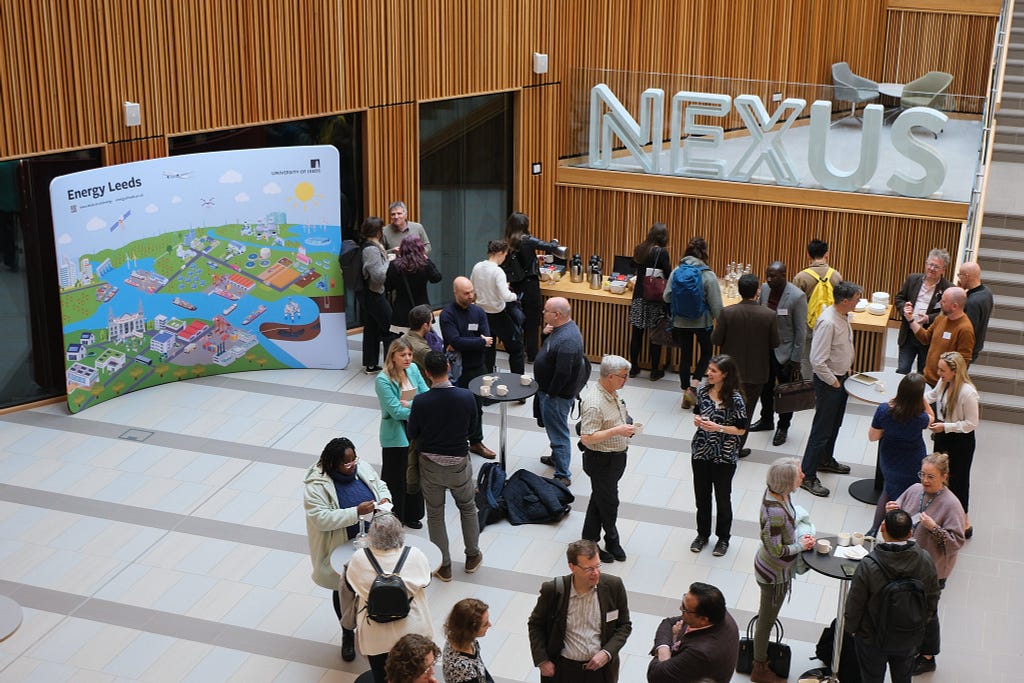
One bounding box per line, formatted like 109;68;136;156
376;338;429;529
442;598;494;683
752;458;815;683
867;372;933;536
386;634;441;683
689;354;747;558
925;351;979;538
888;452;966;676
303;437;391;662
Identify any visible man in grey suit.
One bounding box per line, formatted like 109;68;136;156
711;273;779;457
752;261;807;446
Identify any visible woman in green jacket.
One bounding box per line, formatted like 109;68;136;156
375;337;430;528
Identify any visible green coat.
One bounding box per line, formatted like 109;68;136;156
375;364;429;448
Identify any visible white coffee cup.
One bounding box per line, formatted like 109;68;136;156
816;539;832;554
480;385;491;396
482;376;495;386
852;532;865;546
520;374;533;385
496;385;508;397
838;532;851;547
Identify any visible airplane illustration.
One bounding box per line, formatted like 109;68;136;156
108;210;132;232
162;171;193;179
200;198;215;207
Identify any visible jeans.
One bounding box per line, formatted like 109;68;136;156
380;446;423;525
538;392;574;479
419;455;480;566
673;326;712;389
486;310;525;374
758;354;796;429
581;449;627;546
360;290;395;368
691;458;736;541
896;337;927;374
801;374;849;480
854;635;915;683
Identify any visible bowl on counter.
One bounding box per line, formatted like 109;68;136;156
871;291;890;306
854;298;868;312
867;302;888;316
609;281;628;294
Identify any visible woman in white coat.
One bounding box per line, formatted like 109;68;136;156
346;512;433;683
304;437;391;661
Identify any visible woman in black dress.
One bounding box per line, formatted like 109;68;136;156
502;212;542;362
629;222;671;380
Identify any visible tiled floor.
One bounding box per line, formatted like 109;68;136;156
0;331;1021;683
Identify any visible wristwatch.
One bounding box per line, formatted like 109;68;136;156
719;426;724;433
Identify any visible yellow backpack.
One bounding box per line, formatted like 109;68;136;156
804;267;835;328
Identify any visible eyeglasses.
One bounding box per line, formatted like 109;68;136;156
918;471;938;481
573;562;602;574
925;261;944;271
612;373;629;381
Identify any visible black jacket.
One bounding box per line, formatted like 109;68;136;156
503;470;573;525
894;273;951;346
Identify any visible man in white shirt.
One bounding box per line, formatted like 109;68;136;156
470;239;525;374
800;280;863;497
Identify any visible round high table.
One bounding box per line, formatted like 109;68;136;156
0;595;23;642
468;372;538;469
802;537;857;682
844;368;902;504
330;533;443;574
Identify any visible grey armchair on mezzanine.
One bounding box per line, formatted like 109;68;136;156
900;71;954;138
831;61;879;127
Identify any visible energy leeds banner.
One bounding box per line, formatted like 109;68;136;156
50;145;348;413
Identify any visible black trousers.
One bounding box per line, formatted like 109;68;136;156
513;277;542;361
581;449;627;546
933;431;975;512
673;327;712;389
368;652;388;683
629;324;664;372
486;309;525;374
360;290;395;368
381;445;424;525
854;635;915;683
550;655;614;683
737;382;759;451
757;354;796;429
691;458;736;541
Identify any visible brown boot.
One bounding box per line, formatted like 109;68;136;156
750;659;786;683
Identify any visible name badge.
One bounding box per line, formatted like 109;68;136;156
468;323;479;331
911;512;922;526
606;610;619;622
941;331;951;340
777;308;788;316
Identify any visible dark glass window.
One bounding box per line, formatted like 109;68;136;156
419;93;514;308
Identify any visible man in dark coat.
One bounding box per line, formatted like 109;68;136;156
894;249;952;374
711;273;780;456
527;539;631;682
647;582;739;683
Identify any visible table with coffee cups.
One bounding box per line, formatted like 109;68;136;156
801;531;876;682
468;372;539;469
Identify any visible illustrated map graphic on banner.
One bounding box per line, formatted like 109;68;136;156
50;145;348;413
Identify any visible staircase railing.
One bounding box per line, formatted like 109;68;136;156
965;0;1014;262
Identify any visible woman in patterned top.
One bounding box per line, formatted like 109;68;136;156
442;598;494;683
689;354;747;558
752;458;816;683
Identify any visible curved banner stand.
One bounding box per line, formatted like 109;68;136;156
50;145;348;413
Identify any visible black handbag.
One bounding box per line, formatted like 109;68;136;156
773;368;816;413
737;615;791;678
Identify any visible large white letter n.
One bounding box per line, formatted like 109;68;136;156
588;84;665;173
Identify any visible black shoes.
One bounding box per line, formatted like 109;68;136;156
690;536;708;553
965;526;974;539
772;428;788;446
801;477;830;497
341;628;355;661
738;448;751;458
650;369;665;381
748;419;774;432
913;655;936;675
540;455;554;467
628;366;641;378
404;519;423;530
712;539;729;557
364;365;382;374
607;544;627;561
817;459;851;474
598;547;615;563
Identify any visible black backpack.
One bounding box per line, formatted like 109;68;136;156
339;239;365;295
475;461;507;530
865;556;929;651
363;546;411;623
570;354;592;399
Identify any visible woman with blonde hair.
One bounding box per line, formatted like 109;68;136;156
442;598;494;682
375;338;429;528
889;452;966;675
925;351;979;537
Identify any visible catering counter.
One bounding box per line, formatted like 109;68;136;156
538;278;891;373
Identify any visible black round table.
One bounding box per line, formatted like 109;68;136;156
468;372;538;468
802;537;858;682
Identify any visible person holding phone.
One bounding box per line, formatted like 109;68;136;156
689;354;748;558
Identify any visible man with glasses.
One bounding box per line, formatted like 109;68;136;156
895;248;952;374
535;297;587;485
579;355;636;564
528;539;632;682
647;582;739;683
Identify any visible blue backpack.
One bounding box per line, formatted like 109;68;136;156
671;262;710;319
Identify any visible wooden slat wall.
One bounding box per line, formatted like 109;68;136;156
550;186;962;320
515;85;558;230
882;10;996;113
364;104;419;219
104;138;169;167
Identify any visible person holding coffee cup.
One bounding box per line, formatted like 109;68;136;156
752;457;815;683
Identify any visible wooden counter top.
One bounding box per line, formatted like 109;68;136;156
540;276;742;307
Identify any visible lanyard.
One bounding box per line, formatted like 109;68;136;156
915;488;943;529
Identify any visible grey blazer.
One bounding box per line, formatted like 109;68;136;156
758;282;807;365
